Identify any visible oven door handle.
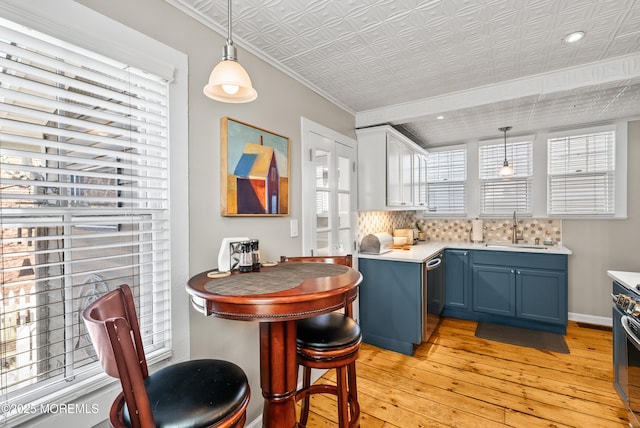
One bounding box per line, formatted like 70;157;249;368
622;315;640;347
425;257;442;270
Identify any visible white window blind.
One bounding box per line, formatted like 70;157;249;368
547;130;615;216
0;17;171;419
479;140;532;216
426;148;466;215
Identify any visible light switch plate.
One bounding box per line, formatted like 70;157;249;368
290;219;299;237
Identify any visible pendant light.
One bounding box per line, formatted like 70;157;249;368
498;126;514;176
203;0;257;103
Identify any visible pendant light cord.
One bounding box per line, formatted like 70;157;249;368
499;126;512;164
503;130;507;162
227;0;232;43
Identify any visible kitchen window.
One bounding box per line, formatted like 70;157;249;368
426;147;466;215
547;128;616;216
479;139;533;216
0;10;186;425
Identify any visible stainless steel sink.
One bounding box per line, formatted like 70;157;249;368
484;242;550;250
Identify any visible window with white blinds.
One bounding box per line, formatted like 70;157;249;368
0;17;171;417
479;140;533;216
547;130;615;216
426;148;466;215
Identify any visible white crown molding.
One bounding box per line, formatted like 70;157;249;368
356;52;640;128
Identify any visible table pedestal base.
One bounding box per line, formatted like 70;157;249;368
260;320;299;428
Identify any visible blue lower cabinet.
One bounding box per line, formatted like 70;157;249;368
516;268;567;324
452;250;568;334
473;264;516;317
358;257;422;356
444;249;470;310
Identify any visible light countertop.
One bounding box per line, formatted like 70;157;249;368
608;270;640;293
358;241;573;263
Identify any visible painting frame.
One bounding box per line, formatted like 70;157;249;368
221;117;290;216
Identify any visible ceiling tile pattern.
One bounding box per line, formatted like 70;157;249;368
172;0;640;146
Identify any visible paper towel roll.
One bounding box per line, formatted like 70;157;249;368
471;219;483;242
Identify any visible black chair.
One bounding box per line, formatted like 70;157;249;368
280;255;361;427
82;284;250;428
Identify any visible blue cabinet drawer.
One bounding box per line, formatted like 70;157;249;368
472;250;566;270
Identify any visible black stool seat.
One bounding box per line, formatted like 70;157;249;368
123;359;249;428
296;313;361;350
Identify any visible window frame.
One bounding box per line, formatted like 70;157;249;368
546;125;617;218
0;1;189;426
424;145;467;216
478;137;534;217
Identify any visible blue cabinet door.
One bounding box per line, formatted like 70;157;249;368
472;264;516;316
358;258;422;355
516;268;567;324
444;249;469;310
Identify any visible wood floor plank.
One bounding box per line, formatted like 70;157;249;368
425;337;616;394
301;317;628;427
361;350;623;426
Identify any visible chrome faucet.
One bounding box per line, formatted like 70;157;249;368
512;211;523;244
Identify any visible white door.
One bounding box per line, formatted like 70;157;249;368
301;118;357;259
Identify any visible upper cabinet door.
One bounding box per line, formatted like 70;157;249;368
414;152;427;208
387;135;413;207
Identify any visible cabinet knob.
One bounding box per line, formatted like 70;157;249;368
511;269;515;274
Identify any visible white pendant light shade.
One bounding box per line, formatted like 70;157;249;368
203;0;257;103
203;59;257;103
499;162;515;176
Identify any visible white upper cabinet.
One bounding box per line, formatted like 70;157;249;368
357;125;427;211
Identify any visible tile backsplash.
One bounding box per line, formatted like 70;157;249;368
417;218;562;244
357;211;414;243
357;211;562;245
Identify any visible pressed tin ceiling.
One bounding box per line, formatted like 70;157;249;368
169;0;640;147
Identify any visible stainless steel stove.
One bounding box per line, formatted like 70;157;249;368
613;286;640;427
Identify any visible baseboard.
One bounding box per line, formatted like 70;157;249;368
246;415;262;428
568;312;612;327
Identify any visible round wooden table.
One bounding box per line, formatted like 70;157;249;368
186;262;362;428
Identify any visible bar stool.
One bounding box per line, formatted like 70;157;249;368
83;284;250;428
280;255;361;428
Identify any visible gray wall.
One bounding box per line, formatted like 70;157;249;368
77;0;355;422
563;119;640;319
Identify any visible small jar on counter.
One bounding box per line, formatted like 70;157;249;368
250;239;261;271
239;241;253;273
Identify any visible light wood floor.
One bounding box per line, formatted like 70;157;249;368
299;317;629;427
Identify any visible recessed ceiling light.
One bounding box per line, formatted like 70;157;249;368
563;31;585;44
436;115;444;120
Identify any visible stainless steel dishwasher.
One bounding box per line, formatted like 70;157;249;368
422;253;444;342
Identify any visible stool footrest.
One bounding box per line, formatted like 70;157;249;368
295;382;360;428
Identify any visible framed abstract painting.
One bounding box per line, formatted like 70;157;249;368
221;117;290;216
